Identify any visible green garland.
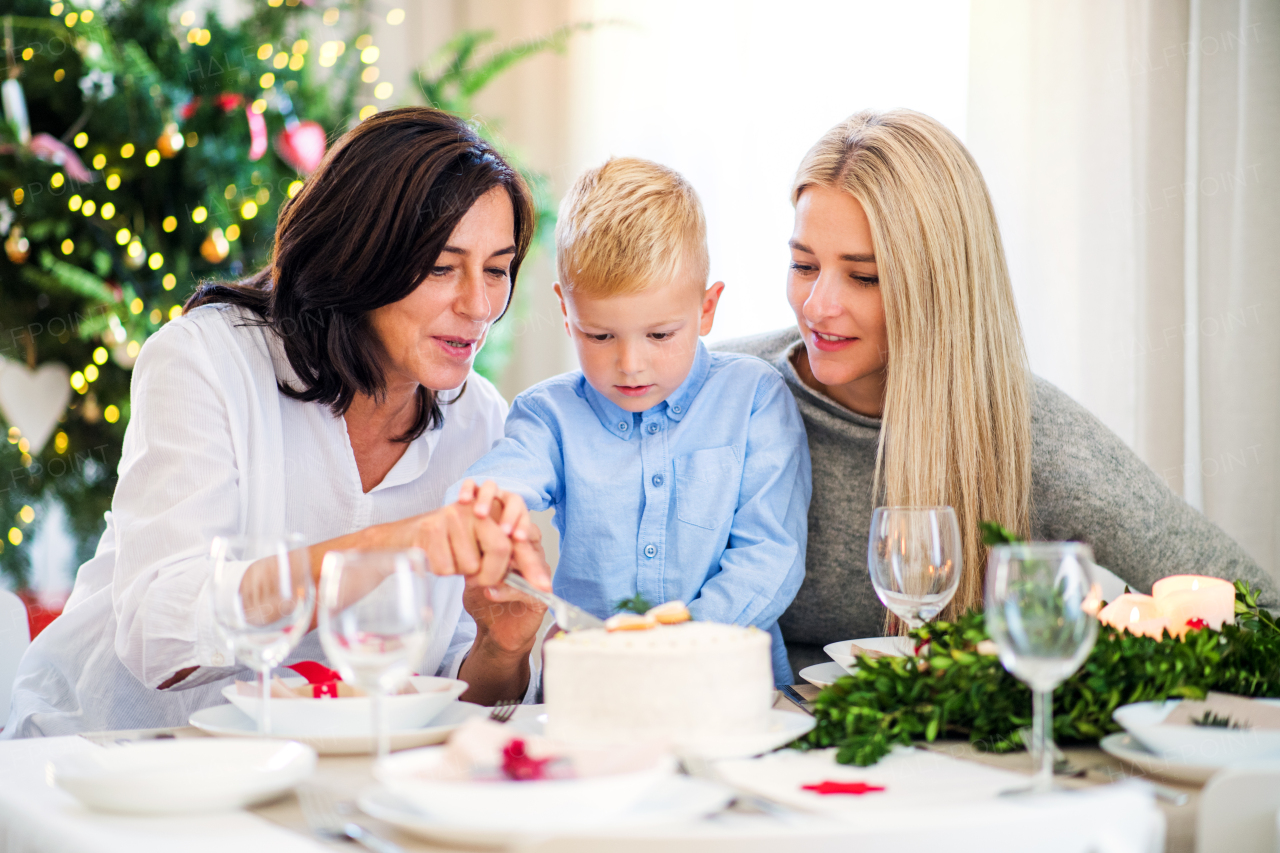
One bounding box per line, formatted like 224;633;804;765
800;581;1280;766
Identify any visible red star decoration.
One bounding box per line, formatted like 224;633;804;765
801;780;887;795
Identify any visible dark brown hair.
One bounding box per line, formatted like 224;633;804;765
186;107;536;441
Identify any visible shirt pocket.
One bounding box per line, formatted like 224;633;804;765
673;445;742;530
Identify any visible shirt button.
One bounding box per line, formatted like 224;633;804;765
671;405;682;414
618;422;628;431
652;474;664;487
212;652;226;666
644;544;657;558
647;423;659;434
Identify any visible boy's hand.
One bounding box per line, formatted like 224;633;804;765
457;479;536;543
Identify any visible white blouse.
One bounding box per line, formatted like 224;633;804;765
3;303;509;736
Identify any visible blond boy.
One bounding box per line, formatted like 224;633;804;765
452;158;810;684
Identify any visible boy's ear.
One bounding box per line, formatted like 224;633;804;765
699;282;726;336
553;282;571;336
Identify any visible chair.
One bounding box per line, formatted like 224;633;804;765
0;590;31;726
1196;764;1280;853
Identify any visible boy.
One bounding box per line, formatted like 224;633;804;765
452;158;810;684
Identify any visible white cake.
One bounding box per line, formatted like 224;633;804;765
543;622;773;746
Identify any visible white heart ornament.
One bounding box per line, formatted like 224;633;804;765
0;358;72;455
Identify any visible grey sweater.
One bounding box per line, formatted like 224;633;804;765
716;328;1277;673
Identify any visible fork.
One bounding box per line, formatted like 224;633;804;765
298;785;404;853
488;698;519;723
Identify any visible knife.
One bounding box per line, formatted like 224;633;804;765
504;573;605;631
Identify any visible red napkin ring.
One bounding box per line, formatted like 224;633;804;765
801;781;887;795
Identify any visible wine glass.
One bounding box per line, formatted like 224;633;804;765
867;506;964;632
318;549;434;759
985;542;1099;794
211;533;315;736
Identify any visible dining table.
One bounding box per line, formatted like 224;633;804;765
0;684;1189;853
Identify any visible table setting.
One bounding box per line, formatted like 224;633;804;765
4;512;1280;853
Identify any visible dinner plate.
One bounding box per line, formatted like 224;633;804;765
824;636;914;674
1099;732;1221;785
512;708;815;760
1112;699;1280;763
50;738;315;814
358;776;732;847
189;700;487;754
800;661;849;689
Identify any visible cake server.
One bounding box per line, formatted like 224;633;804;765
503;573;605;631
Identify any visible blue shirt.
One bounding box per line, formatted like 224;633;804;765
451;342;811;684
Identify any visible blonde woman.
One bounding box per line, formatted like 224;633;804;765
719;109;1276;674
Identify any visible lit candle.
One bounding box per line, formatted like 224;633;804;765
1153;575;1235;636
1097;593;1169;639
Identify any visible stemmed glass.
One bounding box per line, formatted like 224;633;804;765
867;506;964;633
318;549;434;759
211;533;316;736
985;542;1099;794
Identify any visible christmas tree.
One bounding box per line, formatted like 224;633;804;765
0;0;575;591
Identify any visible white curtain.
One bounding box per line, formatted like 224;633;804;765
967;0;1280;580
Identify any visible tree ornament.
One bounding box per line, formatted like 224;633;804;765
77;69;115;103
274;120;327;174
0;357;72;454
156;122;184;158
2;78;31;144
29;133;93;182
5;225;29;264
200;227;229;263
246;105;268;161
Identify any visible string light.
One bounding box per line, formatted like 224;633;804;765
60;238;74;254
54;432;68;454
180;10;195;26
8;529;21;547
91;153;106;169
68;194;82;211
65;12;78;27
120;143;135;158
53;69;64;82
162;274;176;290
50;173;64;188
293;40;309;55
259;72;275;89
70;372;86;392
162;215;177;232
251;99;267;114
16;439;29;454
185;131;198;148
359;105;377;120
12;188;22;204
196;30;211;46
50;3;63;15
168;305;183;321
148;252;163;270
81;199;96;216
93;347;108;365
387;8;405;24
104;405;120;424
322;8;339;25
149;308;161;324
21;48;33;61
115;228;130;244
241;200;258;219
129;297;143;314
360;46;379;64
374;82;393;100
126;341;140;358
257;43;273;61
105;174;120;190
289;54;304;71
225;224;241;240
287;180;303;198
84;364;98;382
73;132;87;148
255;187;269;204
191;207;207;223
273;52;288;70
81;10;93;22
355;35;373;49
361;66;379;83
145;149;161;166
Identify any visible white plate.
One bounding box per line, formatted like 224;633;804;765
358;776;732;847
513;708;815;760
823;636;914;674
50;738;315;814
189;701;487;754
1112;699;1280;763
375;746;676;828
223;675;467;736
1100;732;1221;785
800;661;849;689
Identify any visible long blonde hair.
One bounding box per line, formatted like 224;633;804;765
793;109;1032;622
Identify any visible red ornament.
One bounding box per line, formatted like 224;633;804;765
801;780;887;796
180;97;202;120
275;120;327;174
1185;618;1209;631
287;661;344;698
501;738;552;781
217;93;245;112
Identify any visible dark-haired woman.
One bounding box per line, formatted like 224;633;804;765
4;108;551;737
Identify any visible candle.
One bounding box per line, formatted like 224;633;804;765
1153;575;1236;635
1097;593;1170;639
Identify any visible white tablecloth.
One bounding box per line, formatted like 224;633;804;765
0;730;1166;853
